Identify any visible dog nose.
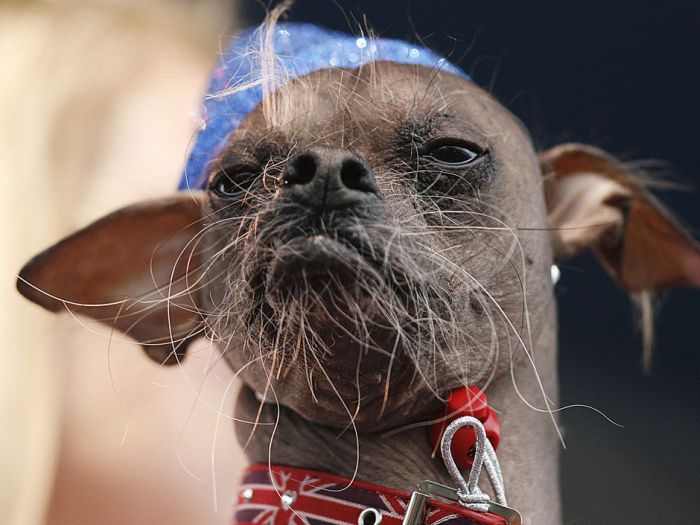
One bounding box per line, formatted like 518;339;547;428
280;148;379;210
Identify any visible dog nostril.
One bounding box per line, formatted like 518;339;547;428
284;153;317;185
340;158;373;193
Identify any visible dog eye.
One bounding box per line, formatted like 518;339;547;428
210;169;259;199
424;143;482;166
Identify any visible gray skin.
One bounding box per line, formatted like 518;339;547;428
200;63;561;524
17;53;700;525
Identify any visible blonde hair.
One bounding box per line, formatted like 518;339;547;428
0;2;233;524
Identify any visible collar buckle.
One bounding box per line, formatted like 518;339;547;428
401;481;522;525
403;416;523;525
418;480;522;524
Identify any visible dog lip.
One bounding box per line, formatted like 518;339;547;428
267;234;362;285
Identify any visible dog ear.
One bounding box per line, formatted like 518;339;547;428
541;143;700;292
17;194;206;365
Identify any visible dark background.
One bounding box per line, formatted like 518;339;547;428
237;1;700;522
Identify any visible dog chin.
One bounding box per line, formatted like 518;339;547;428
277;366;438;432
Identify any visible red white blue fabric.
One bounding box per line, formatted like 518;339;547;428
234;465;507;525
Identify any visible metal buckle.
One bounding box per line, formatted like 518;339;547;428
401;481;522;525
401;416;523;525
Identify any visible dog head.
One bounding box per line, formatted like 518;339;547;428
18;23;700;432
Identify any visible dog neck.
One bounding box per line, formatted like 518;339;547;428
234;301;561;525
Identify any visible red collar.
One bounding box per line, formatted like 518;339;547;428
235;464;511;525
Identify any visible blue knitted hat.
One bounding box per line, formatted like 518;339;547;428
179;22;469;191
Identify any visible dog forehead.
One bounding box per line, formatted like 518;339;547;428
236;62;499;144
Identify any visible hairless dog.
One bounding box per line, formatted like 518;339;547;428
17;15;700;525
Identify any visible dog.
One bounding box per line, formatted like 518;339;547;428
17;15;700;525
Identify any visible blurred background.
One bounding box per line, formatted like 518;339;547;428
2;1;698;524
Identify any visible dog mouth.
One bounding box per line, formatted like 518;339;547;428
265;234;365;296
228;226;456;428
248;230;394;338
236;216;447;359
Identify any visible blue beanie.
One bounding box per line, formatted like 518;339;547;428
179;22;468;191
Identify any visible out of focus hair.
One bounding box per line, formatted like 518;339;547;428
0;1;231;524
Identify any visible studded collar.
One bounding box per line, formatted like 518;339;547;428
234;465;512;525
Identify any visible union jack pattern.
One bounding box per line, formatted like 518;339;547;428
233;465;507;525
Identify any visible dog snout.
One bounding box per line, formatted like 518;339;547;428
280;148;380;210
